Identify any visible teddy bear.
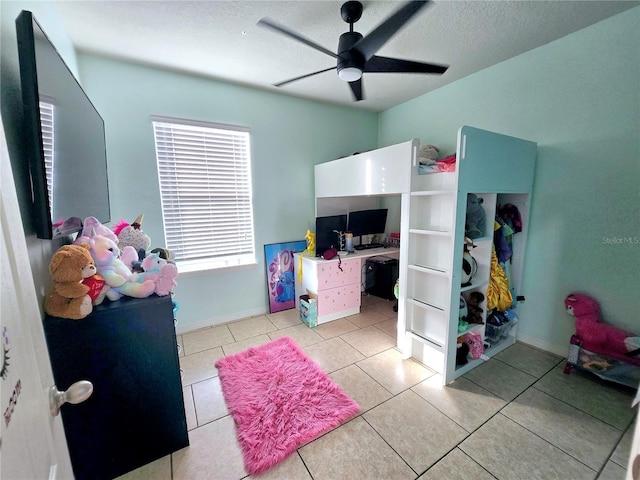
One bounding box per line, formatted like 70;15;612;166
130;252;178;297
76;234;156;302
565;293;640;365
464;291;485;324
44;244;102;319
465;193;486;239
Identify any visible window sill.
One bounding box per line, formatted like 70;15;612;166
176;257;258;277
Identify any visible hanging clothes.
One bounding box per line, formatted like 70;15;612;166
486;245;513;312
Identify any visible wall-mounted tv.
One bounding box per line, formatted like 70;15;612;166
16;10;110;239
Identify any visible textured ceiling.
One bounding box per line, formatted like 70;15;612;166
51;0;637;112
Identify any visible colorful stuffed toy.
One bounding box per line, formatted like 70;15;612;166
44;244;104;319
113;214;151;255
76;235;155;302
565;293;640;366
130;252;178;297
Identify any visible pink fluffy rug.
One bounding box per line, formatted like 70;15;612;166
215;337;360;475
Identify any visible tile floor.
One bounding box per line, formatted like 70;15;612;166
118;294;637;480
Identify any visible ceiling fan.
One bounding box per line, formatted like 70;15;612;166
257;0;448;101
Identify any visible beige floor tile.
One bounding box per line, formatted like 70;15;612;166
115;455;171;480
267;323;324;347
357;348;435;395
366;298;398;317
598;460;627;480
227;315;277;341
360;293;385;308
417;448;496;480
220;334;272;357
313;317;359;339
502;387;622;470
375;317;398;338
346;306;390;328
302;337;365;373
266;308;302;329
460;414;596;480
412;374;507;432
299;417;415;480
493;342;562;378
248;452;312;479
463;358;536;401
179;346;225;386
340;325;396;357
611;423;634;467
182;386;197;431
172;415;246;480
182;325;234;355
328;364;393;413
364;390;468;472
192;376;229;426
534;365;636;430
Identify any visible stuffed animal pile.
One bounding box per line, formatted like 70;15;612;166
44;216;180;318
565;293;640;366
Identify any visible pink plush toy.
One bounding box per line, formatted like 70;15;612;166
130;252;178;297
565;293;640;366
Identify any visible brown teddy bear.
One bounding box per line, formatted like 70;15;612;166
464;291;485;325
44;244;103;319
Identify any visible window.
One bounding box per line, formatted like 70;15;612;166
39;100;55;215
152;116;255;271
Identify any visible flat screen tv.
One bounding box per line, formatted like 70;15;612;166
348;209;388;245
16;10;110;239
315;214;347;257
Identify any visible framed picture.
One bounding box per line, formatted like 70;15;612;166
264;240;307;313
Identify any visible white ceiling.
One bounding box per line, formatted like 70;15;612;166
51;0;637;112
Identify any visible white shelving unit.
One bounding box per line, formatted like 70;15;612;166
402;126;536;385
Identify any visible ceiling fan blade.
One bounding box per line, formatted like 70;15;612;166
348;78;364;102
354;1;429;61
275;67;336;87
364;55;448;74
258;18;338;59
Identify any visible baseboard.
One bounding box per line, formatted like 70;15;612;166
175;306;267;335
516;333;568;358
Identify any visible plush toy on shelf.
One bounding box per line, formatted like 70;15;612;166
464;291;485;325
76;235;156;302
465;193;486;239
565;292;640;365
113;214;152;257
44;244;106;319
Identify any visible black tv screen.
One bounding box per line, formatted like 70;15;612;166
315;214;347;257
16;10;110;239
348;209;388;238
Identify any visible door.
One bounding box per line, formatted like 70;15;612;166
1;120;74;478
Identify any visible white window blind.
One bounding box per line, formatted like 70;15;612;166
152;116;255;267
39;100;55;216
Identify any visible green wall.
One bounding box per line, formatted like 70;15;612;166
77;55;377;330
379;7;640;354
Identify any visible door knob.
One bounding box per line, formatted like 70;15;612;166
49;380;93;416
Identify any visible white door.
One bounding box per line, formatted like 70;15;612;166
0;120;74;478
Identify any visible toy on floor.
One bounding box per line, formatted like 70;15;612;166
565;293;640;365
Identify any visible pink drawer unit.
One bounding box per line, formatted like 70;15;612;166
317;284;361;316
317;258;360;289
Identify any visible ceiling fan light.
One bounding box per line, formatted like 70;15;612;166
338;67;362;82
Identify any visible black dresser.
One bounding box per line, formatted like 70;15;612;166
44;295;189;479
